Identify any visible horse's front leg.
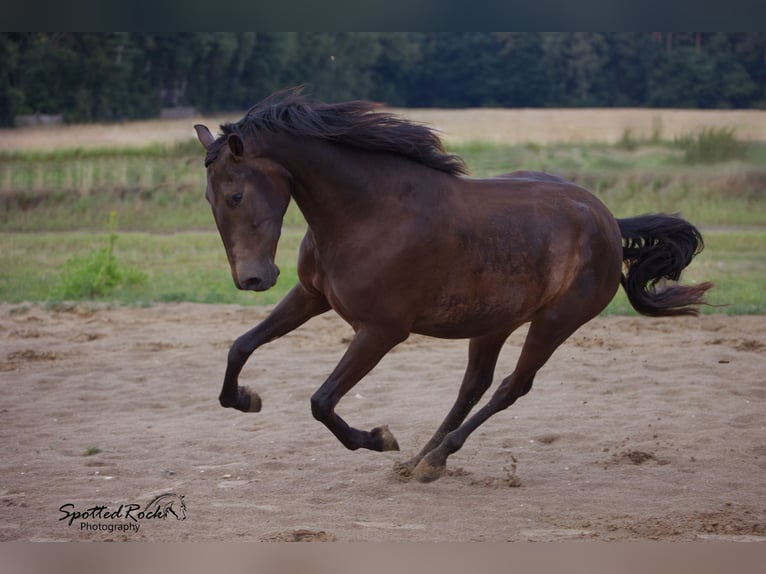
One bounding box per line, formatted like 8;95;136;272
310;326;408;452
220;285;330;412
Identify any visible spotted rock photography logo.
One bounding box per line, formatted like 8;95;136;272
59;493;186;534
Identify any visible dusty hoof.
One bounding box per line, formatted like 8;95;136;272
413;458;445;483
241;386;262;412
371;425;400;452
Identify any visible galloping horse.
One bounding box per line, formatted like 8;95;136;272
194;88;711;482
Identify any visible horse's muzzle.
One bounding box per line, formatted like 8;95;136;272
240;277;274;291
237;265;280;292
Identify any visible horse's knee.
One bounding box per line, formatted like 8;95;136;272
227;336;250;365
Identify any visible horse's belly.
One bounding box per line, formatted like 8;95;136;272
411;291;532;339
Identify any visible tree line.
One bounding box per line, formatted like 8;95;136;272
1;32;764;126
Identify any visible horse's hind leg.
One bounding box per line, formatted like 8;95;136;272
412;308;589;483
395;330;511;478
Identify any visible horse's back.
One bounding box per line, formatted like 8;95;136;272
462;172;618;241
493;169;573;185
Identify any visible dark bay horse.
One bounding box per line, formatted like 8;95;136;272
194;88;712;483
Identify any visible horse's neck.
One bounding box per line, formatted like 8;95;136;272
269;136;386;234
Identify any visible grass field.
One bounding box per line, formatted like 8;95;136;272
1;110;764;314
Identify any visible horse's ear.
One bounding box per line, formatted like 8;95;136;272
194;124;215;150
228;134;244;158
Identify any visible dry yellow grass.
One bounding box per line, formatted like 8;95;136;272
0;108;764;151
399;108;766;144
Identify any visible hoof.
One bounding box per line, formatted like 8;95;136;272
240;385;262;412
413;457;445;483
371;425;400;452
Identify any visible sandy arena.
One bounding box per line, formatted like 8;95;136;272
0;302;764;541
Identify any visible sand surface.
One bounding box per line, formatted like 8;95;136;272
0;302;764;542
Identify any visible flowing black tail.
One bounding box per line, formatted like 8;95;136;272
618;214;713;317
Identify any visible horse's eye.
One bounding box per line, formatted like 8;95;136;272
229;192;244;207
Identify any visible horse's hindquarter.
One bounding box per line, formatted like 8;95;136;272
410;178;623;337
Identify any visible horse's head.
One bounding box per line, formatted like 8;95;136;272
195;124;291;292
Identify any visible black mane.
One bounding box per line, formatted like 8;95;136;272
206;86;467;175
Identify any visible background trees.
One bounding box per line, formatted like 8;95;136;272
1;32;764;126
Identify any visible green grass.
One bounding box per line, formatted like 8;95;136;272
0;227;305;307
1;227;762;314
601;229;766;315
49;212;148;300
0;136;764;314
0;140;206;232
83;446;102;457
458;140;766;227
674;127;750;164
2;137;764;231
